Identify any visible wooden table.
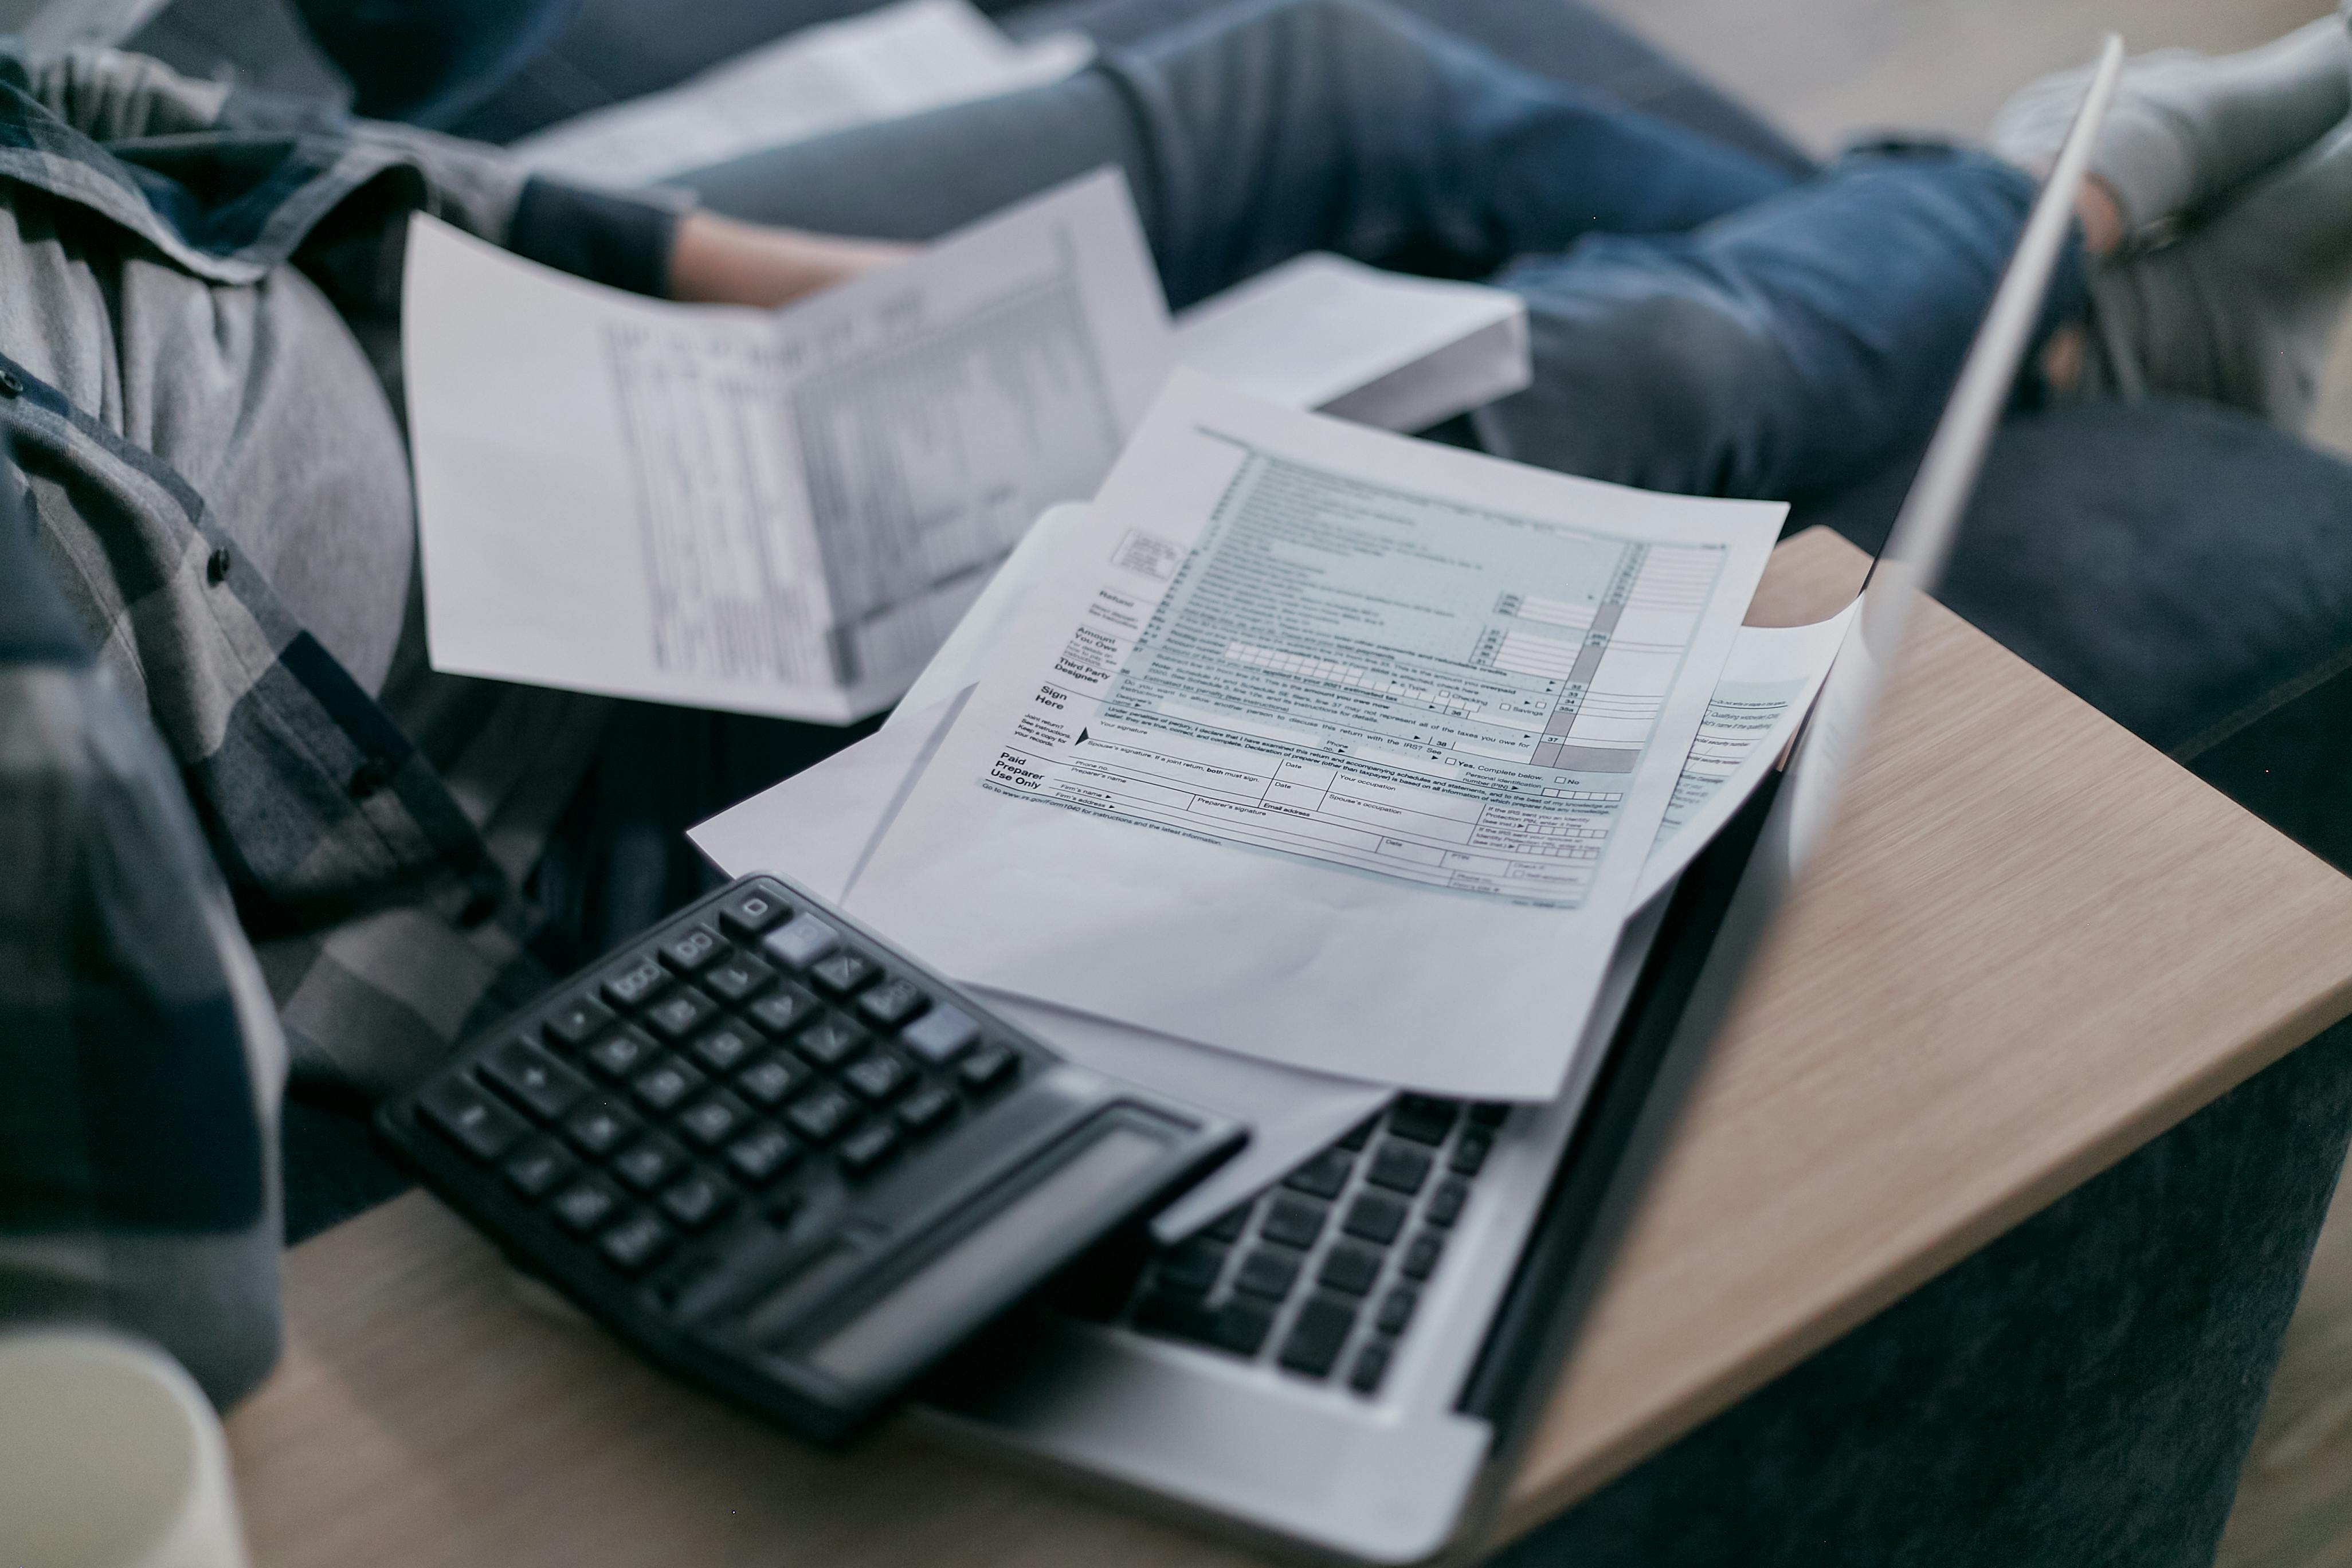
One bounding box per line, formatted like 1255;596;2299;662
227;528;2352;1566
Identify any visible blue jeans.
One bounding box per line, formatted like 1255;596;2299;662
679;0;2082;500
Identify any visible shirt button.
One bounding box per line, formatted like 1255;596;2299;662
347;756;393;800
0;368;23;397
206;546;232;585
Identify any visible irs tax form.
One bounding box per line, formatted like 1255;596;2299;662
403;169;1169;722
849;374;1784;1097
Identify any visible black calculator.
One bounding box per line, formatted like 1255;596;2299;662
377;873;1247;1445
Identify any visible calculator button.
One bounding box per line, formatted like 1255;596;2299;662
1342;1191;1408;1246
793;1016;868;1069
502;1139;576;1199
612;1134;688;1194
895;1085;957;1138
725;1127;800;1186
809;950;877;997
843;1050;914;1104
838;1120;901;1177
734;1052;809;1109
718;887;791;939
701;953;776;1006
481;1037;590;1122
900;1004;978;1064
562;1098;641;1159
600;1210;675;1275
658;1174;734;1233
630;1057;705;1115
418;1078;527;1162
857;977;928;1029
746;983;822;1038
676;1091;753;1150
1367;1142;1433;1196
599;953;671;1013
687;1021;761;1076
585;1025;657;1081
659;924;726;975
543;994;614;1051
785;1085;857;1145
642;986;719;1044
550;1178;621;1234
1278;1293;1358;1379
762;914;841;970
957;1045;1018;1096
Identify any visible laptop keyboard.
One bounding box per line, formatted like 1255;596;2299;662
1096;1095;1508;1395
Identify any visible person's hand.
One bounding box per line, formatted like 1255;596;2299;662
667;211;916;307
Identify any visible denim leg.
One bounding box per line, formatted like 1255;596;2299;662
1479;146;2090;499
676;0;1793;307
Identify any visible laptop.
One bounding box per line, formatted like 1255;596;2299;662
919;37;2126;1565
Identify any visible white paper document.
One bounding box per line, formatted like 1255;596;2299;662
1634;605;1859;907
405;170;1171;723
687;697;1394;1240
511;0;1092;187
1171;253;1530;433
848;373;1783;1098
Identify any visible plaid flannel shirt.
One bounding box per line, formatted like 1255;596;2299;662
1;44;681;1101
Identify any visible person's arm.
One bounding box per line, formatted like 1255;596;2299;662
666;210;915;307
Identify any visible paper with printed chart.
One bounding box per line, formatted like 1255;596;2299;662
403;168;1169;723
847;373;1785;1098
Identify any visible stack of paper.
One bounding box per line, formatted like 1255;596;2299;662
691;374;1855;1233
404;170;1532;726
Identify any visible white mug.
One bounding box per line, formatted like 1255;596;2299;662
0;1328;251;1568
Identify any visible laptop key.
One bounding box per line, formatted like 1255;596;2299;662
1158;1238;1229;1295
1401;1230;1446;1281
1318;1241;1383;1297
1376;1286;1418;1336
1367;1141;1433;1195
1387;1096;1458;1146
1342;1191;1409;1246
1212;1299;1276;1356
1279;1293;1359;1378
1261;1195;1328;1251
1234;1246;1302;1302
1451;1131;1493;1176
1348;1341;1392;1395
1202;1207;1252;1244
1336;1118;1377;1152
1426;1177;1470;1228
1283;1148;1353;1199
